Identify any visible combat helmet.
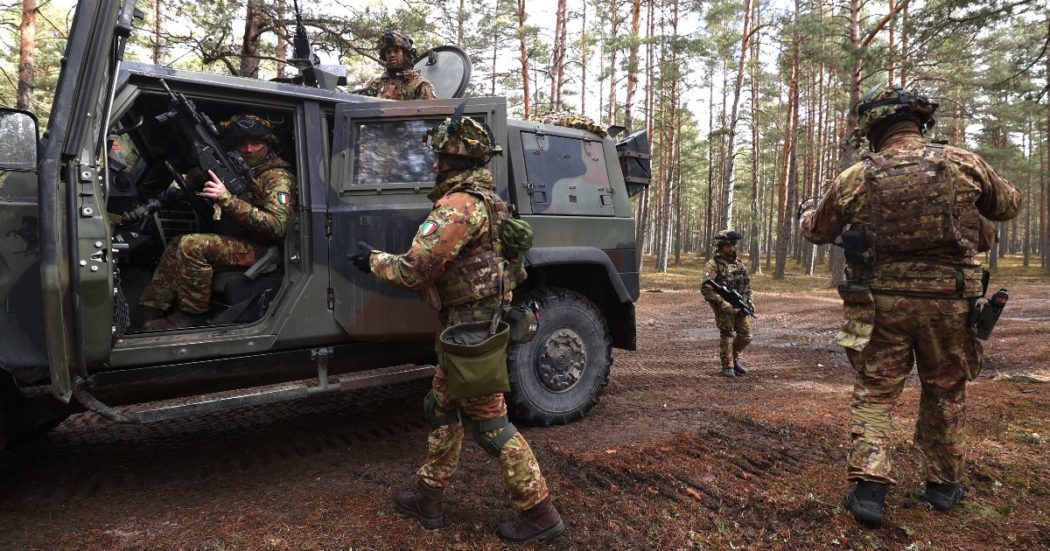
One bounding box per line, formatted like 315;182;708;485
713;229;742;247
424;112;503;163
853;82;938;149
376;30;418;67
220;114;277;146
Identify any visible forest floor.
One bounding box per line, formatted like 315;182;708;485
1;255;1048;550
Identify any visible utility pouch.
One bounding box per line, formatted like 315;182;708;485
438;321;511;399
504;303;539;344
835;282;875;353
973;288;1008;340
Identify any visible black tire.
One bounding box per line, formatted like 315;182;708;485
507;288;612;426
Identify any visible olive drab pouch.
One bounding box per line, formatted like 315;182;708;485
438;321;511;399
835;282;875;353
505;303;539;344
500;217;534;261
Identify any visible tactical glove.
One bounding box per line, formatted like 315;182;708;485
796;198;817;221
158;185;182;208
348;241;376;274
719;302;737;316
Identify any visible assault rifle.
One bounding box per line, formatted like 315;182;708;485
703;278;756;318
155;79;253;199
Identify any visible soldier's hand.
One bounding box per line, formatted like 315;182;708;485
158;185;182;208
348;241;376;274
202;170;229;201
719;303;736;316
796;198;817;220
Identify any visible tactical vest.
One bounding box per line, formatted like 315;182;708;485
715;256;751;296
863;143;983;296
435;182;517;307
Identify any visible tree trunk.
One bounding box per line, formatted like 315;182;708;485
491;0;501;96
550;0;568;110
607;0;620;124
774;0;801;280
153;0;165;66
581;2;588;114
748;0;762;274
239;0;264;78
705;66;715;260
517;0;532;119
16;0;36;111
624;0;642;133
720;0;754;236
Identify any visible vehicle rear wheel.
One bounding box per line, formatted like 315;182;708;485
507;288;611;426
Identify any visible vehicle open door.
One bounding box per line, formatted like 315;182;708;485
327;98;507;339
37;0;139;401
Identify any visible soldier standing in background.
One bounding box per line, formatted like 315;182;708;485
700;229;753;379
359;31;437;101
348;115;565;544
799;83;1021;527
134;115;297;331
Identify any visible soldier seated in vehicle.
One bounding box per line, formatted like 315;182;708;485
358;31;437;101
132;114;297;331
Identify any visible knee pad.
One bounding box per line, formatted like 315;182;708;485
423;390;460;429
471;415;519;457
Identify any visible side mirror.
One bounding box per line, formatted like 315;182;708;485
0;109;39;170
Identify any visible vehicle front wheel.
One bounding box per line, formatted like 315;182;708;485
507;288;612;426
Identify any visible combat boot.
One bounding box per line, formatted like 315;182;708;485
733;359;748;376
130;305;165;331
497;497;566;544
393;479;445;530
842;481;887;527
924;482;964;512
720;367;736;378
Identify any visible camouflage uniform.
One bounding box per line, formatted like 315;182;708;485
701;250;753;372
138;154;296;315
360;31;436;101
800;131;1020;486
371;165;548;512
361;69;437;101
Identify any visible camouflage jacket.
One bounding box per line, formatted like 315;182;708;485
214;155;297;245
361;69;437;101
701;251;752;308
800;132;1021;297
371;167;517;310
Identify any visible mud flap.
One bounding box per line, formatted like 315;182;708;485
835;283;875;353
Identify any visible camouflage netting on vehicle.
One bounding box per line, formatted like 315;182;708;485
534;110;607;138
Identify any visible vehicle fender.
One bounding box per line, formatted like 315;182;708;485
524;246;633;304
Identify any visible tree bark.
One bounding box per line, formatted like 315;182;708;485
517;0;532;119
719;0;754;235
239;0;264;78
607;0;620;124
16;0;36;111
550;0;568;110
748;0;762;273
153;0;165;66
624;0;642;133
774;0;801;280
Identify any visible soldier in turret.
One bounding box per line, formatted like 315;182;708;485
799;83;1021;527
359;31;437;101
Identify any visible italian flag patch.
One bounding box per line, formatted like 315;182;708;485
277;192;290;205
420;220;439;237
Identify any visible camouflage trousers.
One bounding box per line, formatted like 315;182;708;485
418;365;550;512
138;234;258;314
709;303;752;370
844;295;982;486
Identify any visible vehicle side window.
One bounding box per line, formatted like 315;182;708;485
521;132;614;216
348;119;437;189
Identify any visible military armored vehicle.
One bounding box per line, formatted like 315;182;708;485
0;0;650;454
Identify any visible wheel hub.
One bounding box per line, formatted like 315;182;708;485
537;329;586;392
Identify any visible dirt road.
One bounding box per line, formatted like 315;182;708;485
2;275;1048;549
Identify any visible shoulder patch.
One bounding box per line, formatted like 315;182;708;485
420;219;440;237
277;191;290;205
